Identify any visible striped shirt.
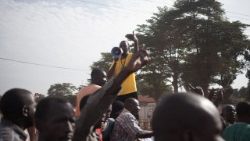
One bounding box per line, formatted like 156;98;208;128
110;109;143;141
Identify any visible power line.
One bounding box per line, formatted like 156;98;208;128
226;13;250;22
0;57;86;72
226;10;250;18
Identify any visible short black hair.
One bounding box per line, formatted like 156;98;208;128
119;40;128;47
236;102;250;118
124;98;137;109
0;88;32;121
35;97;68;122
111;100;124;119
91;68;104;80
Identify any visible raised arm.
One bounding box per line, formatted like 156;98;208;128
126;31;139;53
107;61;117;79
73;49;149;141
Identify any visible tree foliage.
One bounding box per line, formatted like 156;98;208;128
91;53;113;73
90;0;250;100
47;83;77;97
136;0;250;96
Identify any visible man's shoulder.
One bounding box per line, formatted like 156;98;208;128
0;120;14;132
78;84;101;95
223;123;250;139
0;120;27;141
117;110;135;120
121;53;133;60
0;128;11;140
226;123;250;129
81;84;102;91
127;53;133;58
0;124;17;141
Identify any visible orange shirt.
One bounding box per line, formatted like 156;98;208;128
75;84;101;117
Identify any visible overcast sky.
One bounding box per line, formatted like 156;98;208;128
0;0;249;95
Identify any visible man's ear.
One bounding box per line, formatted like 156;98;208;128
22;105;29;117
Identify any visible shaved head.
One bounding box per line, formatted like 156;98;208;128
222;104;236;124
152;93;224;141
124;98;140;119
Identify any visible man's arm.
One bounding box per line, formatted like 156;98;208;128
107;61;117;79
73;50;149;141
132;32;139;53
136;131;154;139
126;31;139;53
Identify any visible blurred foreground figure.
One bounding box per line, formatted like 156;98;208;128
152;93;224;141
221;104;236;127
0;88;36;141
35;97;75;141
223;102;250;141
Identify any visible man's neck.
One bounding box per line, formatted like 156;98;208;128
121;53;128;58
91;81;102;87
3;118;26;130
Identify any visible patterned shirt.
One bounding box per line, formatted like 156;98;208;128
110;109;143;141
0;119;27;141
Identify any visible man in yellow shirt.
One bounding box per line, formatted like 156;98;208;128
108;32;139;102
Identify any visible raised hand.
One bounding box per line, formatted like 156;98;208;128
125;31;138;42
125;49;149;73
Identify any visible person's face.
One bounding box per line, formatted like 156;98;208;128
224;106;236;124
119;41;129;55
102;105;112;122
24;94;36;128
105;105;112;119
42;103;75;141
130;99;141;118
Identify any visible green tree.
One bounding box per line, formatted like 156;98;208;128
91;52;113;73
245;48;250;100
136;0;249;96
90;0;250;100
246;70;250;100
34;93;46;102
137;6;186;95
47;83;77;97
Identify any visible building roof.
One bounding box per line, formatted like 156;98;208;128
138;95;156;103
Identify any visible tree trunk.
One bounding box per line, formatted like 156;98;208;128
173;72;179;93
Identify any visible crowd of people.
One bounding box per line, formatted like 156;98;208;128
0;33;250;141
